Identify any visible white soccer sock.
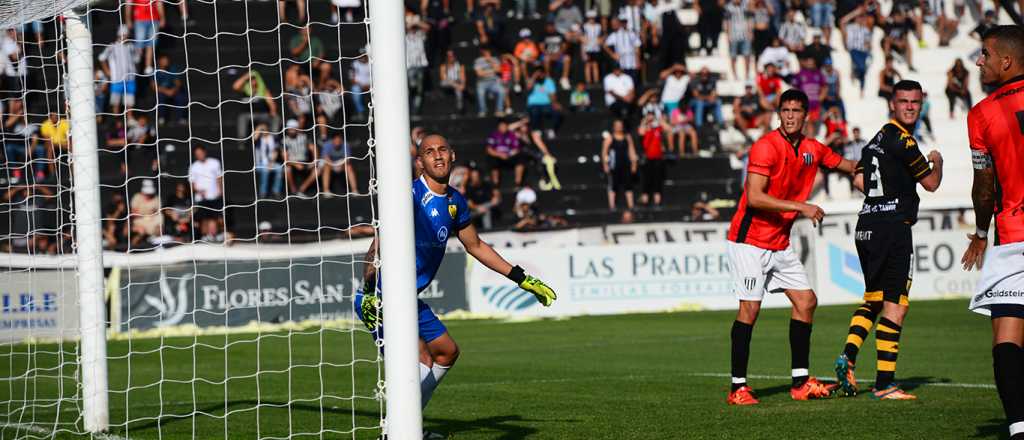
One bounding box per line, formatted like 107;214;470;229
1010;421;1024;437
419;362;452;409
731;377;746;384
791;368;809;378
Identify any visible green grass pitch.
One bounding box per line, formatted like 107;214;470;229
0;298;1010;439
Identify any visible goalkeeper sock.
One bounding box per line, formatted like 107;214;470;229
420;362;452;409
843;301;881;363
874;317;902;390
730;320;753;392
993;343;1024;438
790;319;812;387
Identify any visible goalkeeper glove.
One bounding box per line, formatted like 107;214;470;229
507;265;557;307
359;293;381;331
360;276;381;331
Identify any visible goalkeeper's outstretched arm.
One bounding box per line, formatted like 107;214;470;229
457;223;557;306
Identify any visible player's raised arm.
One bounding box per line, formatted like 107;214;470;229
745;173;824;225
917;150;943;192
457;222;557;306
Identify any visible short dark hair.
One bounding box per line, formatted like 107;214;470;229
891;79;923;97
982;25;1024;64
777;89;808;111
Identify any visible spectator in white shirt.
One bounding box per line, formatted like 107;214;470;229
349;51;372;120
603;63;636;120
99;26;136;114
659;63;689;115
188;145;223;219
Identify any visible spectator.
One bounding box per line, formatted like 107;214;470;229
439;50;467;113
917;90;934;140
129;179;162;246
695;0;725;55
0;29;23;99
820;105;849;197
2;99;29;171
668;101;699;156
618;0;647;36
315;77;344;126
570;82;593;112
603;63;636;120
821;59;844;118
778;10;807;53
349;50;371;120
513;28;541;91
282;119;317;195
724;0;754;80
603;18;643;86
474;47;506;116
756;62;783;106
552;0;585;39
292;25;331;80
331;0;361;23
155;54;187;125
840;11;872;97
99;25;136;114
750;0;775;57
188;145;223;218
513;0;540;19
232;70;279;141
638;112;670;206
320;131;358;195
278;0;307;24
253;124;283;199
126;0;164;75
199;217;226;243
161;181;193;243
659;63;689;115
945;58;972;119
465;167;501;230
732;82;771;142
789;56;827;136
881;8;915;72
809;0;836;44
103;192;129;249
844;126;866;164
525;66;563;140
125;111;155;146
94;68;109;116
405;14;430;115
801;32;833;69
923;0;958;46
689;200;720;221
690;67;723;129
541;22;573;91
39;111;69;154
601;119;638;211
498;53;520;110
421;0;453;68
877;56;901;101
474;3;507;51
581;9;604;85
656;0;689;70
758;37;792;77
486;118;525;187
283;65;314;127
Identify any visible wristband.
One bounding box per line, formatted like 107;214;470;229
975;227;988;240
506;265;526;284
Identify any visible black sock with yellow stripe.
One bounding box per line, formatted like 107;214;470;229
843;301;881;363
874;317;902;390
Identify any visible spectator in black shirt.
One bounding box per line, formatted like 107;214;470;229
474;3;507;51
802;32;833;69
542;22;573;90
690;67;723;128
466;167;502;230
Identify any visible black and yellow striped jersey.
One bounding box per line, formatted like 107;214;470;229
856;120;931;225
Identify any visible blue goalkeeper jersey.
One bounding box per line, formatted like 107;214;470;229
411;176;471;292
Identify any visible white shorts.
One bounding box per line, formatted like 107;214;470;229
727;241;812;301
969;241;1024;316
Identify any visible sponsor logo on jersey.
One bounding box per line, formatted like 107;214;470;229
431;208;439;217
437;226;449;242
420;192;433;206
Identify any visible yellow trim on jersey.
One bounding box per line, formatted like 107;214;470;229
889;119;911;135
899;294;910;306
864;291;884;302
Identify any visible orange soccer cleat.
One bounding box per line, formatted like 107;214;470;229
726;385;760;405
871;384;917;400
791;377;836;400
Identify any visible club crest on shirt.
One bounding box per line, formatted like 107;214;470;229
437;226;449;242
802;152;813;166
448;204;457;219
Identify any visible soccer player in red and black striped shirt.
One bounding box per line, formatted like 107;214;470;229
962;25;1024;440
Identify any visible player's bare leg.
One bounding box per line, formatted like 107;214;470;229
419;333;459;410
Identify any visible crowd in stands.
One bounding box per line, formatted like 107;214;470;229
2;0;1022;252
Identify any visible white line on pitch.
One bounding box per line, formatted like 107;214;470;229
0;422;130;440
685;372;997;389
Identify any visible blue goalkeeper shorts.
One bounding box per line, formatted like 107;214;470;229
355;291;448;345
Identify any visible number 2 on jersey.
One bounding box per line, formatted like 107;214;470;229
867;156;884;197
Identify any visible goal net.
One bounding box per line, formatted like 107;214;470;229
0;0;412;438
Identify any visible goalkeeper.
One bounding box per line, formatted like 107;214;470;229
356;133;557;416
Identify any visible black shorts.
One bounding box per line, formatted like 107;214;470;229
488;154;522;172
855;221;913;305
990;304;1024;319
